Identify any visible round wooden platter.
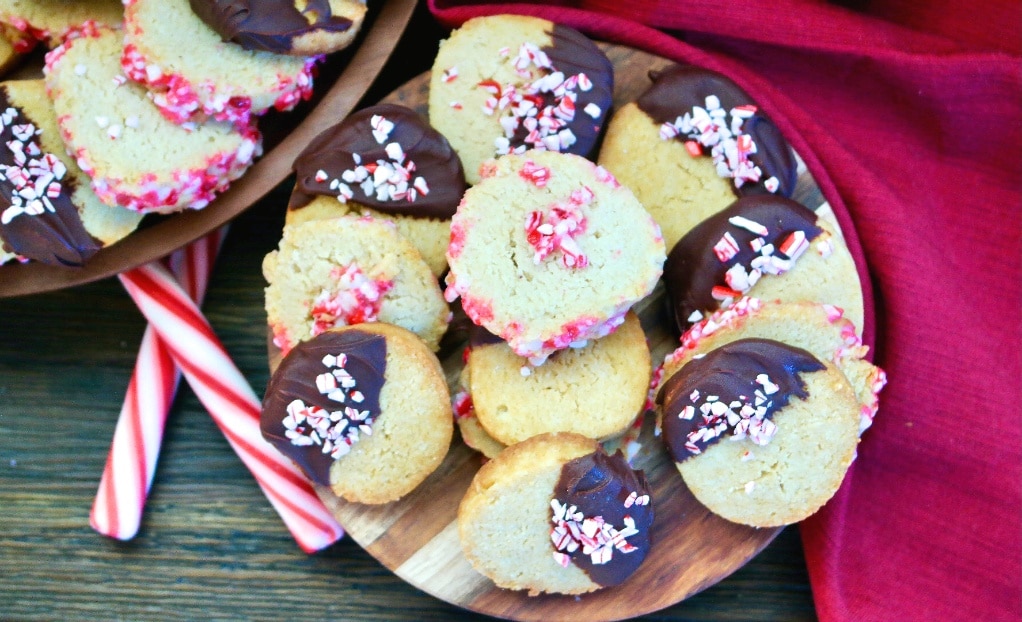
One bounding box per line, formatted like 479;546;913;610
0;0;417;298
267;44;848;622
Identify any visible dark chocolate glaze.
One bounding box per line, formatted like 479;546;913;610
664;195;823;333
0;88;99;266
290;103;466;219
554;449;654;587
636;64;797;198
657;338;824;463
261;329;386;485
189;0;352;54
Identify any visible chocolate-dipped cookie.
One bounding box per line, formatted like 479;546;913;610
261;323;453;504
458;433;654;594
599;64;798;250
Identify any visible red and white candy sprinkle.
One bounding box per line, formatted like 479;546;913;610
524;185;593;269
0;108;69;226
308;263;394;342
678;372;780;457
550;497;642;568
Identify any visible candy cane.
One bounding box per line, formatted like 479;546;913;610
118;261;344;553
90;229;226;541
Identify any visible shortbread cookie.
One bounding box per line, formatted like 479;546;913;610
288;103;466;276
445;150;665;365
663;297;886;433
658;338;860;527
122;0;317;125
44;26;260;214
0;79;142;266
189;0;367;56
459;433;654;595
452;380;507;459
664;195;863;333
466;312;650;445
0;0;122;47
429;15;613;184
599;64;797;250
261;323;453;504
263;215;450;356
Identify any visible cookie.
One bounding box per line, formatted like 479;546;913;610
263;215;450;356
657;338;860;527
664;194;863;334
599;64;798;250
458;432;654;595
428;14;613;184
189;0;367;56
445;150;665;365
0;0;123;47
44;26;261;214
261;323;453;504
466;312;650;446
0;79;143;266
663;297;886;433
287;103;466;276
122;0;317;125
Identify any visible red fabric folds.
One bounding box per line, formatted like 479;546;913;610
429;1;1022;620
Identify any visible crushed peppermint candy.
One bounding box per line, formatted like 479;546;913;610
550;497;642;568
281;351;376;459
0;107;70;226
524;185;593;268
678;372;781;456
309;264;394;337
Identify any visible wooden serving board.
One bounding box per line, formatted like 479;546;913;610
268;44;846;621
0;0;417;298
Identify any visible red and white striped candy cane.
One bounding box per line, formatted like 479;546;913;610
118;261;344;553
90;229;227;541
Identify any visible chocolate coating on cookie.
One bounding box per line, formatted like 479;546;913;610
189;0;353;54
664;195;823;333
553;449;653;587
658;338;824;463
290;104;466;219
0;89;99;266
637;64;797;198
261;329;386;485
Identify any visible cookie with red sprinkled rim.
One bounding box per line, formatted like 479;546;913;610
458;432;654;595
445;150;665;366
598;64;798;251
287;103;467;277
664;194;864;335
263;215;450;356
452;368;507;459
661;297;886;433
44;25;261;214
0;79;143;266
657;338;861;527
0;0;123;48
466;312;650;446
428;14;613;184
261;322;453;504
189;0;367;57
121;0;317;126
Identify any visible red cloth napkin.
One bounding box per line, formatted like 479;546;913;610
429;1;1022;620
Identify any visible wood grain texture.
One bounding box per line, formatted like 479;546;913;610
264;44;845;621
0;0;417;299
0;13;818;621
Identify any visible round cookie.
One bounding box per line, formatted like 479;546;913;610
657;338;861;527
0;0;123;48
261;323;453;504
598;64;798;250
189;0;367;56
0;79;143;266
445;150;665;366
428;15;613;184
459;432;654;595
287;103;466;276
663;297;886;433
263;215;450;356
122;0;317;126
44;26;261;214
467;312;650;446
664;194;864;334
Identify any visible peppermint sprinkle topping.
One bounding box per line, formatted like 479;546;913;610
441;66;458;83
550;498;641;567
679;375;780;455
0;108;68;226
524;185;593;269
310;263;394;336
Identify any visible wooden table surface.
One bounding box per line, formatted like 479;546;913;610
0;4;817;620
